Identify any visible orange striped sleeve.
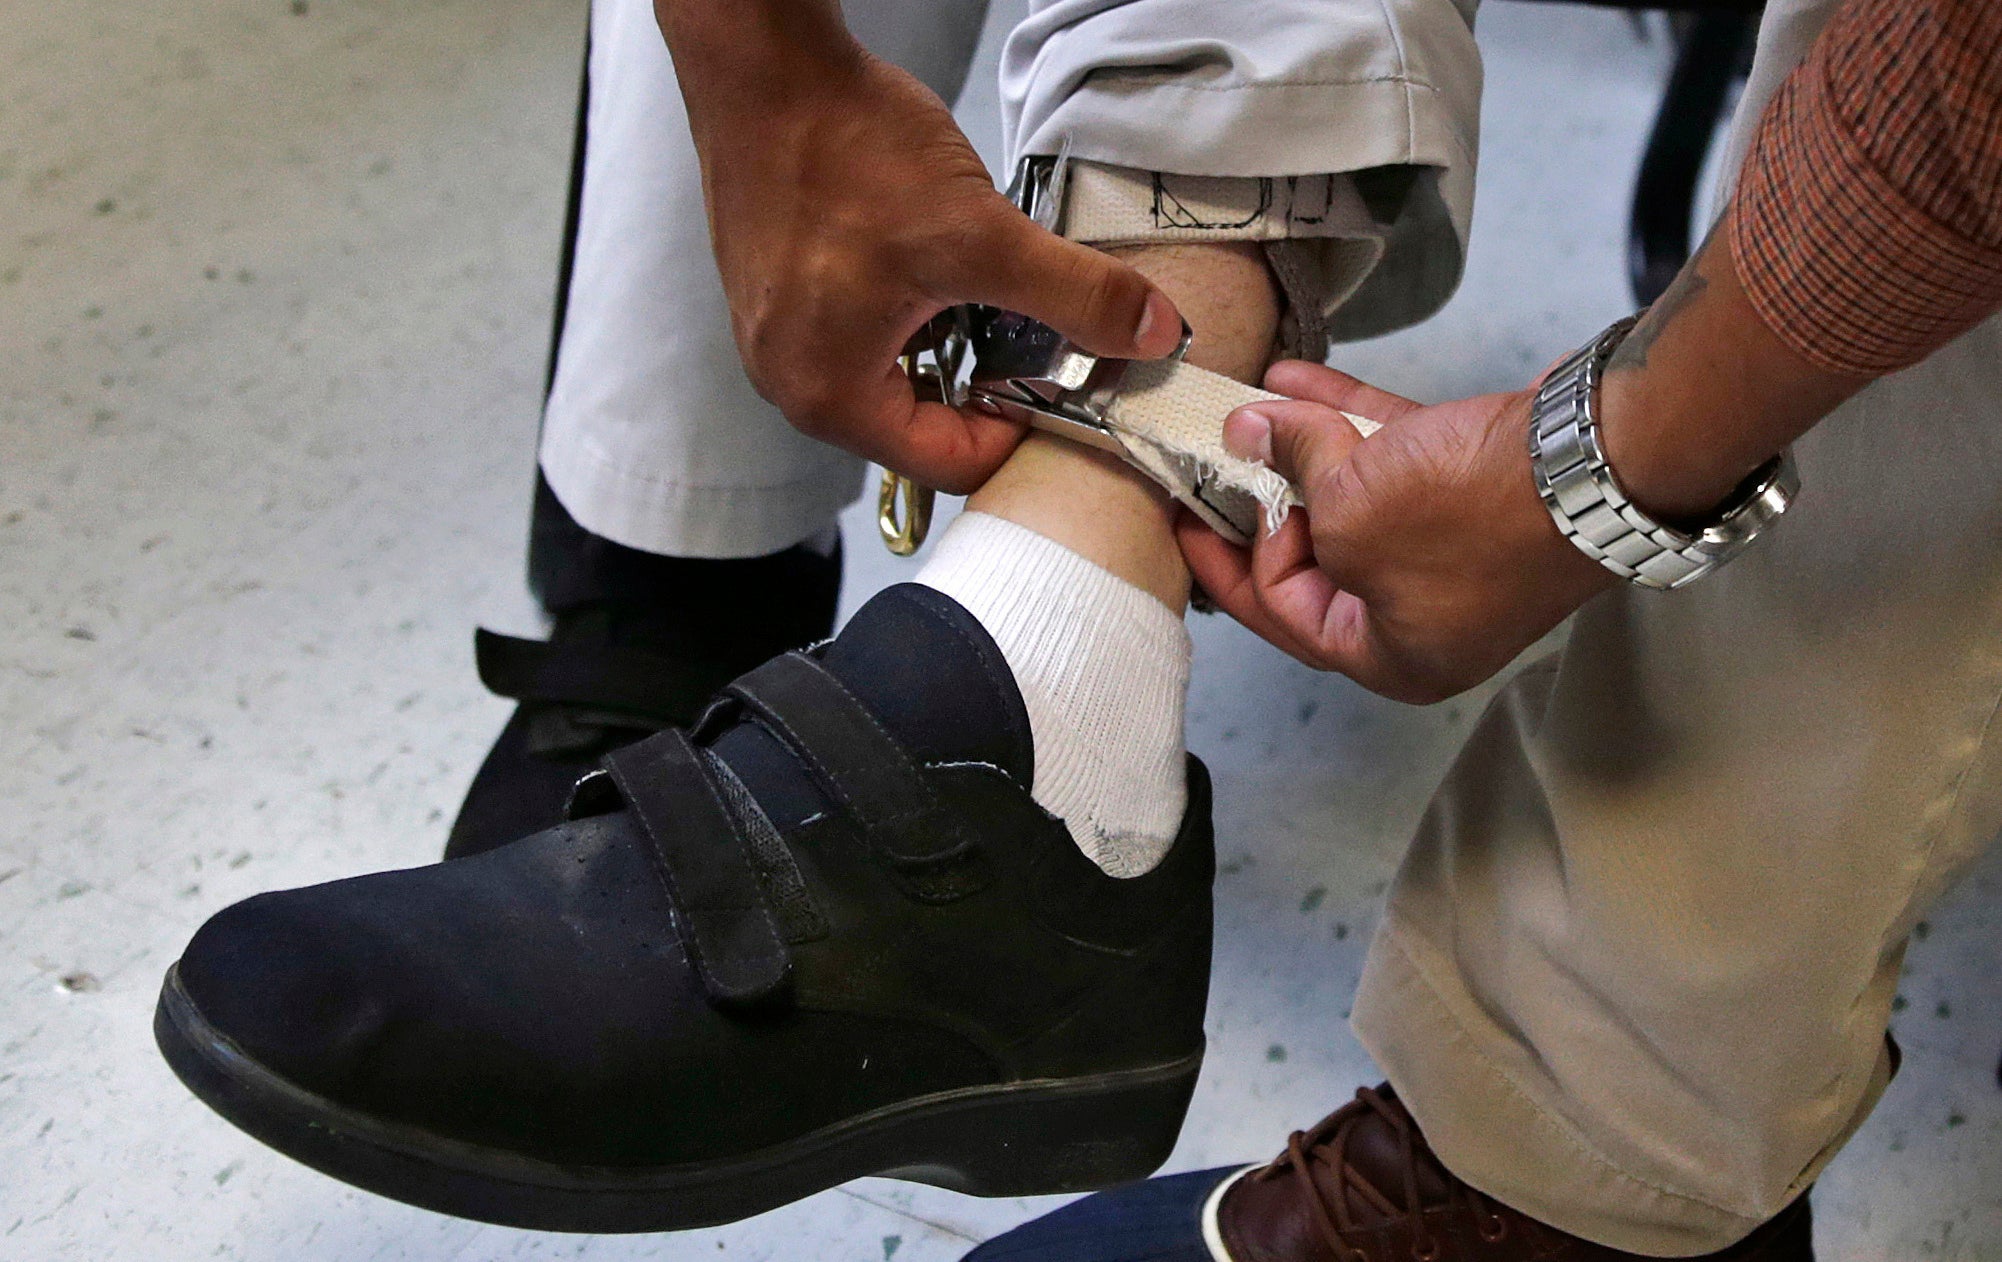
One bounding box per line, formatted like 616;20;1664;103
1730;0;2002;377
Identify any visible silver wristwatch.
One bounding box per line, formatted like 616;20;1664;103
1528;314;1800;591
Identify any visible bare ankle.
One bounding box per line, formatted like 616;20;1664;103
967;435;1188;610
961;240;1284;611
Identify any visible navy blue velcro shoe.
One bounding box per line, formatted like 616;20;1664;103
157;585;1215;1234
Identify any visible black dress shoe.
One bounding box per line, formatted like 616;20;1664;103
157;584;1215;1233
446;478;841;859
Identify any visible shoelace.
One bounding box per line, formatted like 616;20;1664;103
1251;1086;1511;1261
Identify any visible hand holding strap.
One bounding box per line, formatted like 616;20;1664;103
889;306;1378;548
1098;356;1378;544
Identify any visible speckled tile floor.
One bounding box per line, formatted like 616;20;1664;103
4;2;1999;1258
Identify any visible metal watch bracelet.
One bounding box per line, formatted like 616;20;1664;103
1528;314;1800;591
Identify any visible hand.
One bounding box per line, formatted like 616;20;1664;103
678;42;1184;493
1177;360;1615;704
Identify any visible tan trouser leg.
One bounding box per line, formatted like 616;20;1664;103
1352;321;2002;1256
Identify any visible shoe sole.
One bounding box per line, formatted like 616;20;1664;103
154;964;1203;1233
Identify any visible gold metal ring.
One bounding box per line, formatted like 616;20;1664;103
880;346;942;556
877;470;934;556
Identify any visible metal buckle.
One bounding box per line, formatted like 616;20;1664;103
877;306;1192;553
1008;153;1063;230
875;152;1190;554
916;305;1153;454
920;303;1194;448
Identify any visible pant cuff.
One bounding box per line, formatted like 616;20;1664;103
1051;160;1387;362
539;436;864;561
1352;919;1771;1257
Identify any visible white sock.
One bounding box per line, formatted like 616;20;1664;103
916;512;1191;877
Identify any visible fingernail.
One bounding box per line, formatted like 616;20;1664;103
1224;408;1272;464
1134;290;1179;356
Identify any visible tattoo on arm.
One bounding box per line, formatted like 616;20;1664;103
1608;221;1717;374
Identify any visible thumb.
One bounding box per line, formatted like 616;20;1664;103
1223;399;1369;498
944;209;1186;360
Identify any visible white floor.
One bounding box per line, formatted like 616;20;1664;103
3;1;1998;1258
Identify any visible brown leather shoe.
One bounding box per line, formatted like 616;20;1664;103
1211;1086;1811;1262
958;1083;1814;1262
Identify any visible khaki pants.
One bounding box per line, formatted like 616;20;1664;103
539;0;2001;1251
1355;1;2002;1250
1355;318;2002;1253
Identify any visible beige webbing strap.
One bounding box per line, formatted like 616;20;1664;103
1099;358;1380;545
1045;159;1386;543
1056;161;1390;365
1057;162;1379;246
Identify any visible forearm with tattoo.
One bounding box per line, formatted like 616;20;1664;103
1596;210;1867;522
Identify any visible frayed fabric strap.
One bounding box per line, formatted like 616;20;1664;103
1101;358;1379;544
723;653;990;902
602;729;792;1008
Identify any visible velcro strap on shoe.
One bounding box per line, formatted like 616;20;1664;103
602;728;792;1009
474;628;713;724
721;652;990;903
